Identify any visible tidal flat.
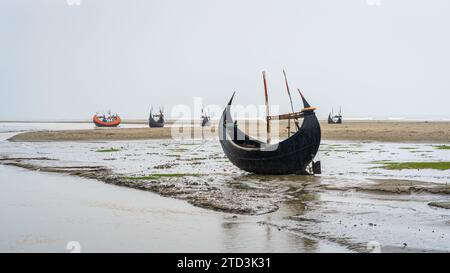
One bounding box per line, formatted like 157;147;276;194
1;123;450;252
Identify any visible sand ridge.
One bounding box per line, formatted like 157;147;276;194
7;121;450;143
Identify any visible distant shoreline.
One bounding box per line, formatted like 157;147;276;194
6;121;450;143
0;120;151;125
1;119;450;124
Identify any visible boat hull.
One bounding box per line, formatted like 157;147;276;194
201;117;210;127
219;94;321;175
328;113;342;124
149;112;165;128
93;116;121;127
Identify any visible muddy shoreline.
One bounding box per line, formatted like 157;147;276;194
2;155;450;253
2;156;449;215
0;156;276;215
1;136;450;252
8;121;450;143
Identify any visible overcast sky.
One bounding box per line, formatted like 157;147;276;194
1;0;449;120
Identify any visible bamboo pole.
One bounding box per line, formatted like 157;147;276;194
282;70;299;134
283;70;291;136
262;71;271;144
268;111;306;121
283;70;295;114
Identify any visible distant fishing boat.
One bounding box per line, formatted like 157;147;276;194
328;107;343;124
149;108;165;128
201;109;210;127
93;111;121;127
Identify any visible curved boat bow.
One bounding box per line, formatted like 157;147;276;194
149;109;165;128
218;92;321;175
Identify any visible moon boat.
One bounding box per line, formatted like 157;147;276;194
92;114;121;127
201;115;210;127
327;113;335;124
201;108;211;127
219;91;321;175
149;109;165;128
328;107;342;124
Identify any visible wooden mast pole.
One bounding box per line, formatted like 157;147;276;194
283;70;299;135
263;71;271;144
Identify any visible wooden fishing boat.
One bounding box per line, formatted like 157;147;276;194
328;108;342;124
201;115;210;127
149;108;165;128
93;113;121;127
201;109;210;127
218;71;321;175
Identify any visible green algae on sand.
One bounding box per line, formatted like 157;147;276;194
428;201;450;209
378;162;450;171
95;148;122;153
124;173;202;180
435;145;450;150
399;147;418;150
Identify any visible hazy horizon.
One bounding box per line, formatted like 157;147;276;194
1;0;449;121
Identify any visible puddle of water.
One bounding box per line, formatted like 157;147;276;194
277;191;450;252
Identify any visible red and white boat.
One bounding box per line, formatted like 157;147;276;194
93;112;121;127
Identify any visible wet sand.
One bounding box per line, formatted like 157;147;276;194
8;121;450;143
1;152;449;252
2;124;450;252
9;127;173;142
324;178;450;195
320;121;450;143
1;165;347;252
1;138;450;252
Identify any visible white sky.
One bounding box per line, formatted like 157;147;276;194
1;0;449;120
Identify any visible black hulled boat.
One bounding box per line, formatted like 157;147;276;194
218;72;321;175
149;108;165;128
201;109;210;127
328;108;342;124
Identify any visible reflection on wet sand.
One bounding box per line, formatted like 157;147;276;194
0;164;350;252
1;126;450;252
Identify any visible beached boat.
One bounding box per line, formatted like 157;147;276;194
92;112;121;127
218;72;321;175
149;108;165;128
328;108;342;124
201;109;210;127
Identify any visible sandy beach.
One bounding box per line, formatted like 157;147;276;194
1;121;450;252
8;121;450;143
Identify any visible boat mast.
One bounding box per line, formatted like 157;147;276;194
283;70;298;136
263;71;271;144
